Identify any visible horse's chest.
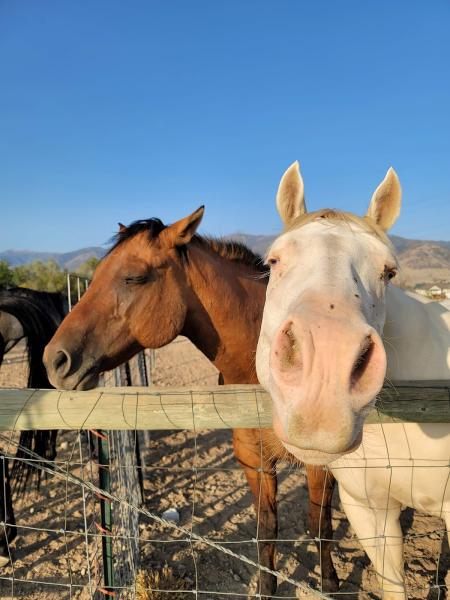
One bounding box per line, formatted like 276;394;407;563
331;424;450;513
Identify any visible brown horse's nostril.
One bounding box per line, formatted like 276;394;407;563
52;349;71;378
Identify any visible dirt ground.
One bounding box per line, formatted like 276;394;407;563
0;338;448;599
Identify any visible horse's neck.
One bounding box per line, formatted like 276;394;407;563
182;246;266;384
384;285;450;380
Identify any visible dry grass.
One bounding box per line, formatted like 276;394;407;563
135;566;190;600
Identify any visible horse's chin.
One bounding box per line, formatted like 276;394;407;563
281;442;344;465
281;433;363;466
74;369;100;391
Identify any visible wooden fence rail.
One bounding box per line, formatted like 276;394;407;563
0;381;449;431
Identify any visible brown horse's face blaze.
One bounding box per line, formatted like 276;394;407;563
44;207;204;389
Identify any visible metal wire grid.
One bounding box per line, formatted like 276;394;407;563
0;422;326;598
0;455;447;599
0;379;448;599
0;430;103;598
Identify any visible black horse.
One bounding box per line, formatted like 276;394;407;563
0;287;67;565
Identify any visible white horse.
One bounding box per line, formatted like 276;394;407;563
256;162;450;599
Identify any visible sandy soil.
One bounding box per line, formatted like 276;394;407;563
0;338;448;599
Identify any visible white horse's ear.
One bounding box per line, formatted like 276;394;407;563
366;168;402;231
276;161;306;227
163;206;205;247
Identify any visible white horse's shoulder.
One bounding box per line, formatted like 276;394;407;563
413;292;450;332
388;285;450;328
437;299;450;328
385;285;450;378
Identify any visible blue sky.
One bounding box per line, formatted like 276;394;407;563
1;1;449;251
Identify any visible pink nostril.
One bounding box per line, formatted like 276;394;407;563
349;332;386;400
351;336;374;388
273;322;303;374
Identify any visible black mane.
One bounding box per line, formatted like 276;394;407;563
0;288;67;332
109;218;167;253
109;217;267;273
0;288;67;387
0;287;67;492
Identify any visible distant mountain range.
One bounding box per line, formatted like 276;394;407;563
0;247;106;272
232;233;450;288
2;233;450;288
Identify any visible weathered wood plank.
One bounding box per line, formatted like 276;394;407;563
370;384;450;423
0;383;448;431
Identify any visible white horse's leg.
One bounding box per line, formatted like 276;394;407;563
444;509;450;561
339;485;405;600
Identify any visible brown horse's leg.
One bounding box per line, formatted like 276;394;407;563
305;465;339;592
232;428;278;598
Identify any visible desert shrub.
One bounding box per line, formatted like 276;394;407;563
136;565;189;600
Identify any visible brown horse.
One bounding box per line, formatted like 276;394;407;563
44;207;338;597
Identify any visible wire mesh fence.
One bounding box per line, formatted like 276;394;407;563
0;339;449;599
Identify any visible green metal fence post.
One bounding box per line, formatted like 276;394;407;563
98;430;114;595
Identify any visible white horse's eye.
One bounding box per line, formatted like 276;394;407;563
267;257;279;267
382;266;397;282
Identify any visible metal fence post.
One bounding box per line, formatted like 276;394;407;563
66;273;72;312
97;430;114;595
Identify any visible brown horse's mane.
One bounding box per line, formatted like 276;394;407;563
109;218;267;273
192;235;267;273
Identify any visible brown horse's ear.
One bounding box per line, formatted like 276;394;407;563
162;206;205;247
118;222;127;233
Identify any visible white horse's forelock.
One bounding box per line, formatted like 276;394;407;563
286;208;393;247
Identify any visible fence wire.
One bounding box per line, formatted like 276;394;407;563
0;338;449;600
